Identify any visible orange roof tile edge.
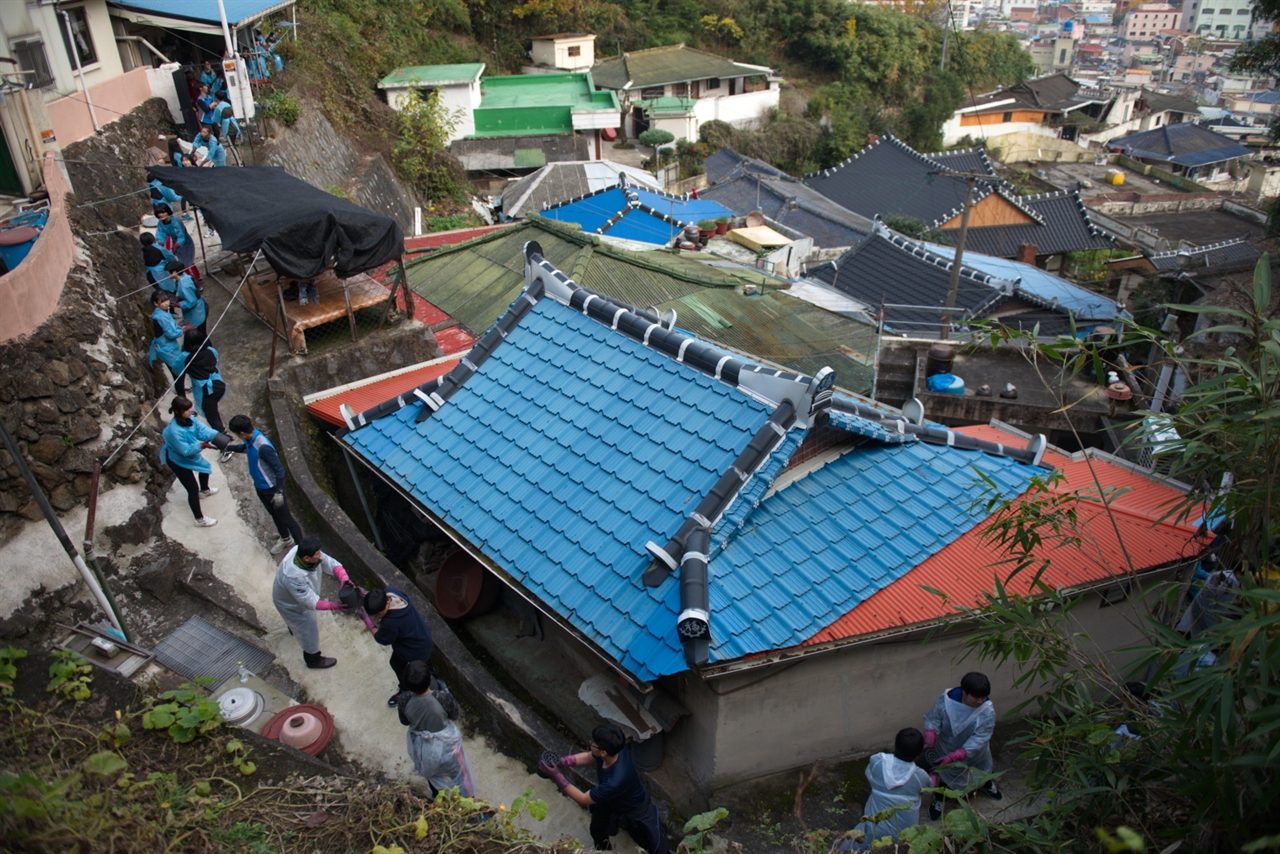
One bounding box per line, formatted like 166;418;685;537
802;424;1205;645
305;359;461;427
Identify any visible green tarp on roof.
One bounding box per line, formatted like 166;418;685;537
403;218;875;394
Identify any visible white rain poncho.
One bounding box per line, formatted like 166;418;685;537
407;720;476;796
272;546;340;654
850;753;932;848
923;688;996;789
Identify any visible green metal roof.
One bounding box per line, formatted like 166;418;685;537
470;73;620;138
636;96;695;116
403;218;875;394
378;64;484;88
591;44;772;91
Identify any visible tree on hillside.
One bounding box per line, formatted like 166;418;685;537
391;88;465;201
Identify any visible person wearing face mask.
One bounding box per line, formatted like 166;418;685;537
273;535;355;669
160;396;222;528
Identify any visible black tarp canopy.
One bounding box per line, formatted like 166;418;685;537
146;166;404;279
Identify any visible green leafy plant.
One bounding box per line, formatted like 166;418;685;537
323;185;352;201
680;807;729;853
0;646;26;698
426;212;483;233
141;684;223;744
260;89;301;127
391;88;464;202
225;738;257;776
47;650;92;701
698;219;717;231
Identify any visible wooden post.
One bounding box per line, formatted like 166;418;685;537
269;279;286;378
939;174;978;340
343;278;357;341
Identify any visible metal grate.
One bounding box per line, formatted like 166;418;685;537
153;616;274;685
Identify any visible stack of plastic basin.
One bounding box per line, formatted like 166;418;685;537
0;206;49;273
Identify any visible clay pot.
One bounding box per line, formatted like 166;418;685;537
715;221;729;235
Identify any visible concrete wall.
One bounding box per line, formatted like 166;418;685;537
261;98;418;232
45;65;152;146
1085;190;1222;216
0;154;75;343
986;130;1095;163
942;114;1058;147
531;37;595;71
693;88;778;130
704;573;1179;790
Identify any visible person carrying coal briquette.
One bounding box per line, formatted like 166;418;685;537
364;585;434;708
538;721;668;854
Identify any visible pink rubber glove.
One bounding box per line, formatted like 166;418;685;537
537;759;569;790
937;748;967;767
315;599;347;611
333;565;351;586
923;729;937;749
929;773;939;787
360;612;376;632
557;754;578;768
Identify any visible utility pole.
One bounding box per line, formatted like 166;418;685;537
937;169;989;339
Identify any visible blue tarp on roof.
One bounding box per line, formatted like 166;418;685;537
344;276;1040;679
925;243;1121;320
108;0;293;27
543;186;732;245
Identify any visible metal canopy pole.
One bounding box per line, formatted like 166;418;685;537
0;418;123;635
341;445;385;552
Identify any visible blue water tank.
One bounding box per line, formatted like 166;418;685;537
1064;19;1074;32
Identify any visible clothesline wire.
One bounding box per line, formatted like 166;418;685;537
102;247;262;468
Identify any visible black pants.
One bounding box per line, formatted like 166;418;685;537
590;803;667;854
255;486;302;543
390;651;409;691
198;379;226;432
169;462;209;520
163;362;186;398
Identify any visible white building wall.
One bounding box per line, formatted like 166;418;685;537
692;88;778;131
386;81;479;141
0;0;123;100
1183;0;1259;39
531;36;595;71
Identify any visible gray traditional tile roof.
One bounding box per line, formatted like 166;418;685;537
591;44;774;91
1149;238;1262;273
803;133;1113;258
963;72;1108;116
1109;123;1252;168
700;149;874;249
928;147;997;175
959;190;1116;257
806;223;1013;327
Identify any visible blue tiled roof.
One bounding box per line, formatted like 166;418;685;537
344;266;1040;680
706;440;1036;662
542;186;732;245
344;295;777;680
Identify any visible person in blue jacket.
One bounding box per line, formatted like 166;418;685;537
167;261;207;339
160;396;221;527
195;125;225;168
226;413;304;555
154;204;195;271
147;290;186;397
139;233;176;289
181;330;227;433
364;586;435;707
147;177;191;219
198;61;223;97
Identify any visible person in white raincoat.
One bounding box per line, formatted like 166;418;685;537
397;660;476;796
845;728;934;849
921;671;1001;820
273;535;355;668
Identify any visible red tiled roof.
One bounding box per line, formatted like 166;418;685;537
804;424;1204;644
305;359;461;427
404;224;511;254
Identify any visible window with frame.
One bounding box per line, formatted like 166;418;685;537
11;37;54;88
706;77;720;89
567;45;581;57
59;5;98;67
640;86;664;99
1002;111;1014;122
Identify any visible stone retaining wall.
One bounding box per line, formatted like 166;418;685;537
0;99;179;543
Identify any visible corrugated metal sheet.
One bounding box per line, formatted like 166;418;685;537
805;424;1203;644
306;359;462;426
